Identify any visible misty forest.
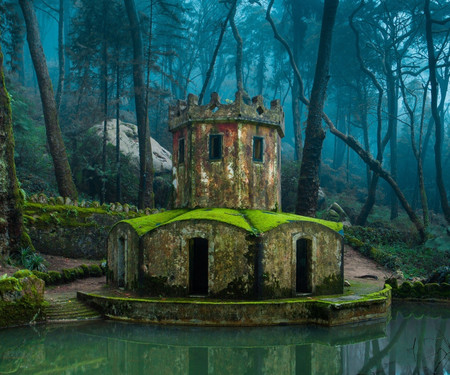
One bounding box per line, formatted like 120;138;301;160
1;0;450;286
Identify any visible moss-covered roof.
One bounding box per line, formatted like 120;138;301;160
120;208;343;237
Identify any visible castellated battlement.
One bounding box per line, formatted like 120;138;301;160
169;91;285;137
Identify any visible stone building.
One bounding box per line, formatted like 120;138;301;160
107;92;344;299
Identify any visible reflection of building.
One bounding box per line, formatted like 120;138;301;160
108;92;344;298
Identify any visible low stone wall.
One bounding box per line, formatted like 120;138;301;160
77;285;391;327
0;271;46;328
386;278;450;300
24;203;142;259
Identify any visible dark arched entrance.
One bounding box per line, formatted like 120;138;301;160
296;238;311;294
189;238;208;295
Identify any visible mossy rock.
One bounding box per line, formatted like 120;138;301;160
13;269;33;279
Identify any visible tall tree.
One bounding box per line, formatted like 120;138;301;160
295;0;339;217
0;41;28;257
124;0;154;209
19;0;77;200
424;0;450;224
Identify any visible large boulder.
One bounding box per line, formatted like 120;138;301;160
92;119;172;173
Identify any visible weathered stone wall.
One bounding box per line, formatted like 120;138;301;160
139;220;256;297
172;122;281;210
107;222;140;289
170;92;284;211
25;203;140;259
262;222;343;297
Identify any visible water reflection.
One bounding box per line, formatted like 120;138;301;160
0;304;448;374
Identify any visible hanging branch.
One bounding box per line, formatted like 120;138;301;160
266;0;426;240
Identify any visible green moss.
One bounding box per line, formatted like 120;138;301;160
0;276;22;294
167;208;254;232
315;274;343;295
121;208;344;237
24;203;140;229
32;270;50;285
48;271;62;285
243;210;344;234
121;209;189;236
13;269;33;279
88;264;102;277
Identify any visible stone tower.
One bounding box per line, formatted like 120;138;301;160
169;92;285;211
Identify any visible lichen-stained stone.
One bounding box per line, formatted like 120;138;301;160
107;208;343;299
169;92;284;211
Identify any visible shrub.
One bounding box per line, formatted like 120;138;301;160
48;271;62;285
88;264;102;277
32;270;50;284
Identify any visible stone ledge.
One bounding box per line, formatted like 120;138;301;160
77;285;391;327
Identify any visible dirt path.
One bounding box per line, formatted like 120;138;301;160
344;244;393;289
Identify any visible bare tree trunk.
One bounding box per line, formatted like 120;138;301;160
349;2;388;226
424;0;450;224
124;0;154;209
19;0;77;200
292;81;303;160
198;1;236;105
296;0;339;217
55;0;65;114
229;4;245;95
116;63;121;203
0;44;27;257
9;3;26;84
101;0;108;204
386;68;398;220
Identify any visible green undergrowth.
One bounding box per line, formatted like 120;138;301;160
23;203;140;228
120;208;344;237
9;263;106;287
345;226;450;279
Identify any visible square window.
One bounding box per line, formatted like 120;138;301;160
253;137;264;162
209;134;223;160
178;138;185;164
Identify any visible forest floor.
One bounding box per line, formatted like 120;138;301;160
1;245;393;300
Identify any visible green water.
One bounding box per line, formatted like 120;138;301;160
0;304;448;374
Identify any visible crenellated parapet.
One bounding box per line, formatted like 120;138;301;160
169;91;285;137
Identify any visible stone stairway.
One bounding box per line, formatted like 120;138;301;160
45;297;102;322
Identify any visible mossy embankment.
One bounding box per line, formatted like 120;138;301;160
24;202;143;259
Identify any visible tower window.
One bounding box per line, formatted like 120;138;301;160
209;134;223;160
253;137;264;162
178;138;185;164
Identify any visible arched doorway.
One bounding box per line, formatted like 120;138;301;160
296;238;312;294
189;238;208;295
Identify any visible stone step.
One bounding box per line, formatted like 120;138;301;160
45;299;102;322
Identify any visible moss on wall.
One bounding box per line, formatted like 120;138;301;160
24;203;140;259
314;274;343;296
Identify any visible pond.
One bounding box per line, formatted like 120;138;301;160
0;304;448;374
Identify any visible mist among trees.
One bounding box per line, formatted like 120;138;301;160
1;0;450;246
